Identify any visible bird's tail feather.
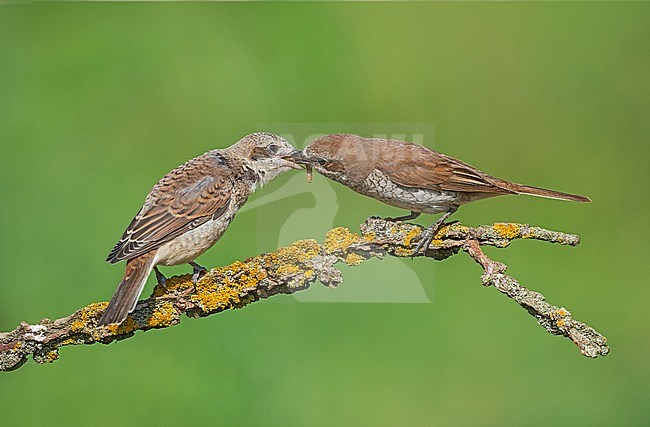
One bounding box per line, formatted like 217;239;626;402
508;182;591;203
98;251;157;325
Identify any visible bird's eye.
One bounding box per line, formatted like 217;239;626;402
267;144;280;155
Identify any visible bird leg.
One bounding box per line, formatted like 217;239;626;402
385;211;421;222
412;207;458;256
153;266;167;288
189;261;208;285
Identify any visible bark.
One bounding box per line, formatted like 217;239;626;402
0;218;608;372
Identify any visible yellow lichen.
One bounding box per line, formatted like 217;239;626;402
70;321;85;333
345;253;364;266
80;302;109;319
191;283;241;313
45;350;58;363
153;275;194;297
552;308;570;319
67;301;112;340
324;227;360;253
363;231;376;241
190;240;322;314
262;252;279;266
549;308;571;325
189;255;279;313
493;223;521;239
394;247;414;257
274;239;320;277
147;301;176;328
448;223;470;234
404;228;422;247
106;316;138;335
277;263;301;276
69;301;110;332
225;260;247;274
237;272;259;289
434;225;450;239
255;269;268;281
279;239;320;261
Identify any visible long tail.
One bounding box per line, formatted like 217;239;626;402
507;182;591;203
98;251;157;326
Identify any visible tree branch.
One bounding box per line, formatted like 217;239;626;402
0;219;608;371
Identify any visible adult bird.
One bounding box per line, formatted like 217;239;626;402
289;133;590;255
99;132;301;325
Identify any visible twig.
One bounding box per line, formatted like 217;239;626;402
463;240;608;358
0;219;607;371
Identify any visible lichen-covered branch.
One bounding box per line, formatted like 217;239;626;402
0;219;608;371
463;240;608;358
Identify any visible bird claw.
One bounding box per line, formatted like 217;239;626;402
154;266;167;288
409;208;458;258
190;262;207;285
411;226;437;257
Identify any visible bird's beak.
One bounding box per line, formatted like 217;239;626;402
282;150;311;164
281;150;311;170
281;151;315;182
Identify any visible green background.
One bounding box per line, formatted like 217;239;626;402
1;3;648;426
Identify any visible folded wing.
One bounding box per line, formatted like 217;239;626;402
106;154;234;263
376;140;514;195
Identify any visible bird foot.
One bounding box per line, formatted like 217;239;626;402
154;266;167;288
411;220;460;257
411;225;440;257
189;261;208;285
410;208;458;257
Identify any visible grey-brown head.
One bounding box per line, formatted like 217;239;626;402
288;134;384;184
226;132;302;186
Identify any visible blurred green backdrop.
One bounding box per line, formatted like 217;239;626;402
1;3;648;426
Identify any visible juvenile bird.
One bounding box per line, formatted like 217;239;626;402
289;133;590;255
99;132;301;325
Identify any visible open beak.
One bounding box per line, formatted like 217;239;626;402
282;150;311;165
281;150;311;170
281;151;314;182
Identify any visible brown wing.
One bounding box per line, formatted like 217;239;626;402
106;153;235;263
374;139;513;194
